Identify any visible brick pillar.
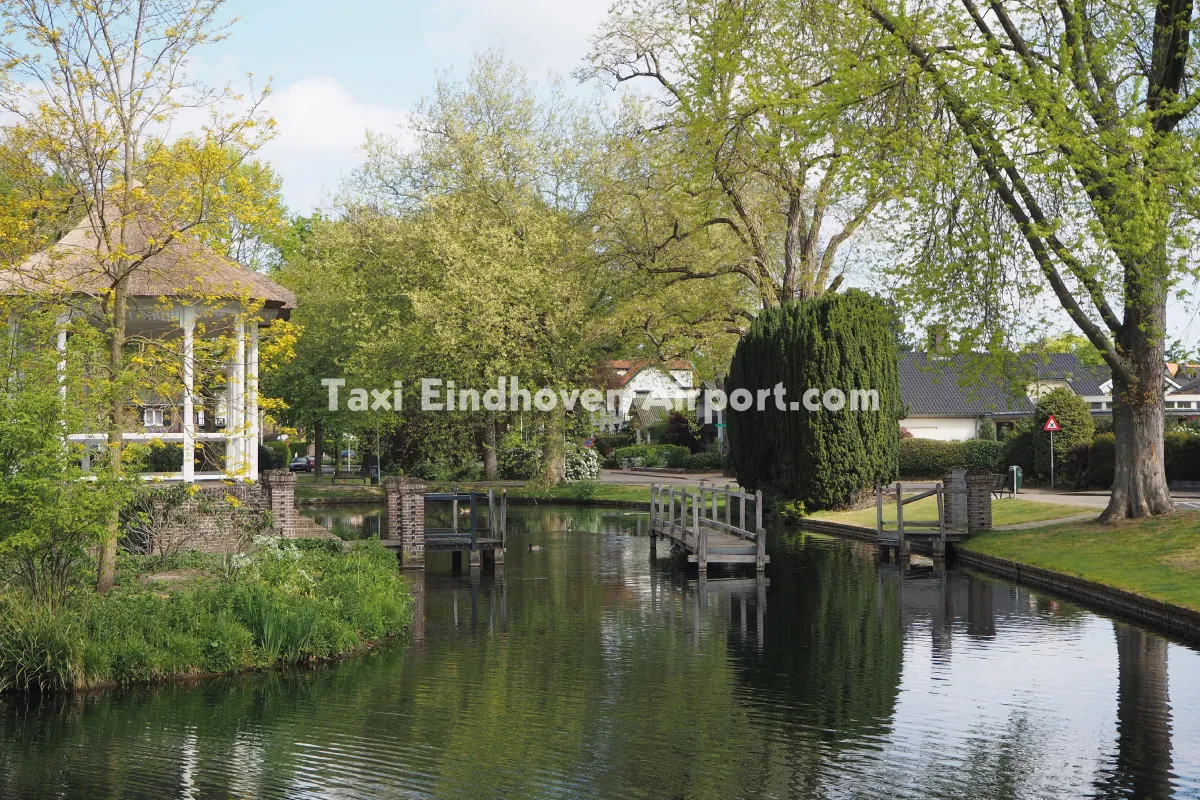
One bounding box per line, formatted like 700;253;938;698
966;471;993;532
262;469;296;538
943;468;968;531
384;477;426;568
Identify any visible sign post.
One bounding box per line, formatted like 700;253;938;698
1043;414;1061;489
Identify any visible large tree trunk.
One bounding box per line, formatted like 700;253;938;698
540;409;567;486
1103;289;1174;521
482;415;499;481
313;419;324;480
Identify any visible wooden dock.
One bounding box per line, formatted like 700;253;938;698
875;481;966;558
378;488;507;567
649;483;768;572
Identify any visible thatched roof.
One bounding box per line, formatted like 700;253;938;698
0;198;295;315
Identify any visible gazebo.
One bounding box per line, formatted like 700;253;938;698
0;199;295;482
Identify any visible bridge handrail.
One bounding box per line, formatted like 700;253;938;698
650;482;762;543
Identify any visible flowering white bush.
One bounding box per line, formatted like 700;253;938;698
565;444;601;481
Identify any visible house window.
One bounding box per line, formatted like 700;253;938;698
143;408;164;427
1166;402;1176;409
1089;402;1102;410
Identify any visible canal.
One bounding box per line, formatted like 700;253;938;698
2;505;1198;799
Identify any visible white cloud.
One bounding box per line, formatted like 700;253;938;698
259;76;406;213
424;0;610;78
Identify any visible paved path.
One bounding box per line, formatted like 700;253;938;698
600;469;729;486
992;511;1099;530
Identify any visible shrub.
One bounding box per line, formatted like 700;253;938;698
1083;431;1200;489
611;444;689;469
1033;388;1094;478
898;438;1004;477
593;432;634;456
776;500;807;525
962;439;1005;471
663;411;701;452
726;290;902;510
1062;443;1091;488
262;440;289;470
145;442;185;473
1165;431;1200;482
564;444;601;481
498;435;541;480
0;604;84;692
0;538;413;691
1086;433;1116;488
1003;419;1036;477
976;418;997;440
565;480;599;500
684;451;724;471
662;444;691;468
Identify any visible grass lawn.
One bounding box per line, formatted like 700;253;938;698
294;476;383;501
964;511;1200;611
445;482;652;504
811;495;1095;528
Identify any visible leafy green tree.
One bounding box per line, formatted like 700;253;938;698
0;0;276;591
342;51;606;484
727;290;902;509
0;300;126;609
1034;388;1095;479
862;0;1199;518
586;0;917;310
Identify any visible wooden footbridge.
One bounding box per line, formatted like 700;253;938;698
649;483;767;572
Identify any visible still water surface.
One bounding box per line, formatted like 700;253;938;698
2;505;1199;799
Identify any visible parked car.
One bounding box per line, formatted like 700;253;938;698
289;456;312;473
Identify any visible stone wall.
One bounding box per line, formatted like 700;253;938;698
144;470;297;555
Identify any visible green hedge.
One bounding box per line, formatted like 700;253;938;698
611;444;691;469
898;438;1004;477
1083;431;1200;488
684;451;724;470
593;433;634;456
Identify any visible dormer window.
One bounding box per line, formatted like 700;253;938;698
143;407;164;427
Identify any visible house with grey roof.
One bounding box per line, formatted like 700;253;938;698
899;353;1199;440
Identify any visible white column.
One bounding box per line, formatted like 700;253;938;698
226;321;246;478
247;323;260;478
55;315;68;401
180;306;196;483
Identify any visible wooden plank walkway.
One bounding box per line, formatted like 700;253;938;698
649;483;768;572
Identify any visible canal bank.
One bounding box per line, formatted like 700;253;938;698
800;514;1200;645
22;504;1197;798
300;481;1200;648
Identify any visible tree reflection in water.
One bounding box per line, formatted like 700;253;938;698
0;506;1193;799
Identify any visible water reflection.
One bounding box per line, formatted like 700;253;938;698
1;506;1197;799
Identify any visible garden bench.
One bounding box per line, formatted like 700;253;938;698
332;466;370;484
990;472;1012;499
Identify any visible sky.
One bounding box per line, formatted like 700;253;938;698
197;0;611;214
193;0;1199;350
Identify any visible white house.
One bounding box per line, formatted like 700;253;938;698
597;360;698;434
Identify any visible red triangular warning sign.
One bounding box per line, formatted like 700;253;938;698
1043;414;1061;432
